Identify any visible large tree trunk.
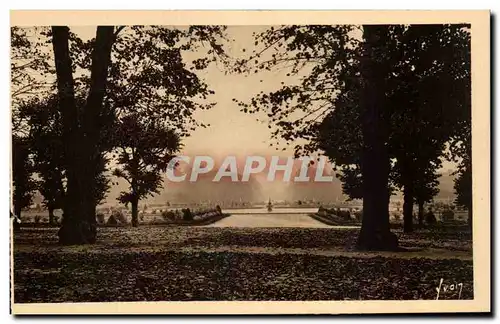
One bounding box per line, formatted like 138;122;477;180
131;198;139;227
53;26;115;245
418;201;424;227
356;25;398;251
82;26;115;234
403;182;414;233
52;26;87;244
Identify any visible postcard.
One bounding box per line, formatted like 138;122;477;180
9;10;490;315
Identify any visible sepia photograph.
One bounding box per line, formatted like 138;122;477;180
9;10;490;315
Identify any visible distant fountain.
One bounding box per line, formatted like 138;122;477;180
267;198;273;212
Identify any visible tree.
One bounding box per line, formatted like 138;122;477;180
18;93;112;226
234;25;398;250
18;96;65;225
356;25;397;249
385;25;470;232
12;135;36;218
414;165;440;226
315;24;469;233
52;26;115;244
37;174;64;225
66;26;228;135
112;114;181;227
315;82;364;200
94;155;112;207
393;147;444;233
11;26;114;229
50;25;227;244
450;117;472;227
454;164;472;224
98;26;227;226
235;24;470;248
11;27;58;224
11;25;227;243
104;26;227;134
315;86;398;202
11;27;53;134
447;40;472;228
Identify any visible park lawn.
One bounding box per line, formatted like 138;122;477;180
13;226;472;303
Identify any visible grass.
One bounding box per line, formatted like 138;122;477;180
13;224;473;303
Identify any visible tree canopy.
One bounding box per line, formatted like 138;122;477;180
112;114;181;226
10;25;229;243
233;24;471;245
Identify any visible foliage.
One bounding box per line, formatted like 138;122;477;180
18;94;112;210
12;25;229;240
449;103;472;212
322;25;468;204
234;25;359;156
234;25;470;240
413;164;441;206
182;208;193;221
87;26;229;222
94;154;112;206
11;27;53;134
454;165;472;210
18;96;65;212
234;24;469;201
69;25;229;136
58;25;228;225
161;210;176;221
11;27;53;217
233;25;398;248
112;114;181;207
12;135;37;215
386;25;470;217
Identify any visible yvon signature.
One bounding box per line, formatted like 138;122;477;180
435;278;463;300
